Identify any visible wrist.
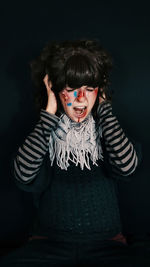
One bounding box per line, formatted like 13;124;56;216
45;107;56;115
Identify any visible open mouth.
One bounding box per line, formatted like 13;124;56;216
73;106;87;117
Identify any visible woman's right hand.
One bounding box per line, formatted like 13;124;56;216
43;74;57;115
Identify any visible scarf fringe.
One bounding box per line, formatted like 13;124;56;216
49;114;103;170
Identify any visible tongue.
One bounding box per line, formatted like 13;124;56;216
74;108;84;114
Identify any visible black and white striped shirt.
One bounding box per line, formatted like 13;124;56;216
97;101;138;176
14;102;138;183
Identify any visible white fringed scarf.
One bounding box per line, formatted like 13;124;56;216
49;113;103;170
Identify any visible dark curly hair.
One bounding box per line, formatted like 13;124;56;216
30;39;113;116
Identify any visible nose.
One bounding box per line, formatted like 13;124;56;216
77;89;86;102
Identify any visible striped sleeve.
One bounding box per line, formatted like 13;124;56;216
97;101;138;176
14;110;59;183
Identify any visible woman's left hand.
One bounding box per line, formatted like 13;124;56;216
99;88;106;104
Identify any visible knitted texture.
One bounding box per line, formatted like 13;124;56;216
33;158;122;240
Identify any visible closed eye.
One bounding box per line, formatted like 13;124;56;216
65;87;95;92
65;88;75;92
86;88;95;92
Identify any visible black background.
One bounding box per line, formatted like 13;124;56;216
0;1;150;245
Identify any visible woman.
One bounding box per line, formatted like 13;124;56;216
1;39;141;266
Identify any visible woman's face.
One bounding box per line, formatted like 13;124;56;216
59;85;99;122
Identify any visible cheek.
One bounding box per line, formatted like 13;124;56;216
87;89;98;105
92;88;98;103
85;88;98;98
94;88;98;96
61;91;69;102
60;91;73;109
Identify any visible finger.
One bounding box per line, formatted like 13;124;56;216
99;93;106;103
43;74;52;92
99;97;103;104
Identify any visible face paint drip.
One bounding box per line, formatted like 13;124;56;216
74;108;87;121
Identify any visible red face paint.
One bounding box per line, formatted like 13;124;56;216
62;91;69;102
94;88;98;96
77;89;85;100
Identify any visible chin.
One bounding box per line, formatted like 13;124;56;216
70;114;89;123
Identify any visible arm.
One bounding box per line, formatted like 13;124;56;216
14;110;59;184
14;74;58;184
97;101;138;176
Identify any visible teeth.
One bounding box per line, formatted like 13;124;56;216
73;106;86;115
74;106;86;109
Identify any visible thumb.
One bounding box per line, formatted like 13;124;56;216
43;74;52;93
